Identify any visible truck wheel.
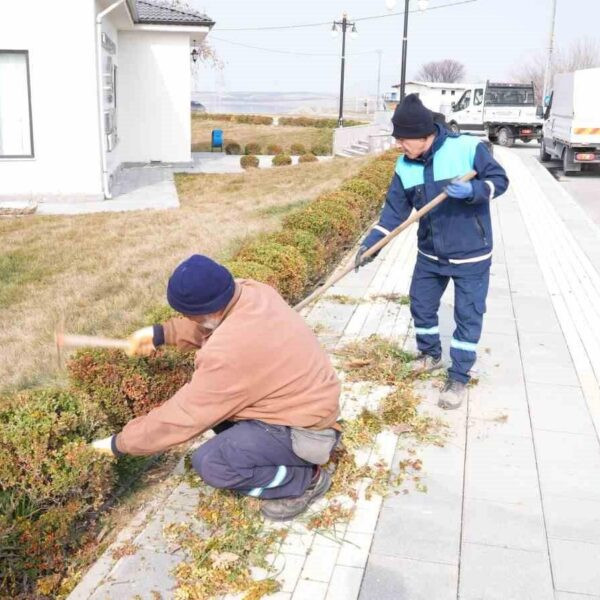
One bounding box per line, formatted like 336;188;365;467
539;138;551;162
497;127;514;147
449;122;460;133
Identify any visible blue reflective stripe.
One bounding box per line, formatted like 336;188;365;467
395;157;425;189
433;135;480;183
451;338;477;352
415;326;440;335
266;465;287;489
248;486;263;497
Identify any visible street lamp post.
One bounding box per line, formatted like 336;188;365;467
386;0;429;101
332;14;357;127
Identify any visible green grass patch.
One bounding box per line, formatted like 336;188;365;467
0;250;47;308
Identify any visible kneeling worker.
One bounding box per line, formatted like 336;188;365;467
356;94;509;409
90;255;341;521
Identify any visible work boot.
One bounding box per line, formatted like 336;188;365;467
410;353;443;375
438;378;467;410
260;467;332;522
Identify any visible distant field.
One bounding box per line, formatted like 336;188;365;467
191;117;333;154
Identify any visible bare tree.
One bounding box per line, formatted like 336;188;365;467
512;38;600;103
415;59;465;83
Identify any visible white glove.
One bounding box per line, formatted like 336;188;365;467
91;436;115;456
127;326;155;357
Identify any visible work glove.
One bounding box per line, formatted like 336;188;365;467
354;245;375;272
90;436;116;457
445;179;473;200
127;326;155;357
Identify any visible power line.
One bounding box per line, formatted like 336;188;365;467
212;0;477;32
210;35;378;57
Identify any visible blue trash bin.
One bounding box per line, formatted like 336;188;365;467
211;129;223;152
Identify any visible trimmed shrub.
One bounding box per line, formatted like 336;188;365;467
0;389;115;595
265;144;283;155
341;177;382;213
240;155;260;169
236;241;308;302
298;153;318;164
193;113;274;125
284;197;359;259
244;142;262;155
358;162;395;193
317;190;371;226
224;260;280;289
272;154;292;167
67;349;195;429
272;229;327;281
310;144;330;156
278;116;366;128
290;143;306;155
225;142;242;155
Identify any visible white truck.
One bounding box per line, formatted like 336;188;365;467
447;81;543;147
540;67;600;174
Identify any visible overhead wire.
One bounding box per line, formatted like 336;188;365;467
212;0;477;32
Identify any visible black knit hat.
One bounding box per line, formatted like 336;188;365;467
391;93;435;139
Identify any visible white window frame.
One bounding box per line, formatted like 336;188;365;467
0;49;34;159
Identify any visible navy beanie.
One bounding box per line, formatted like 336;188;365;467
167;255;235;315
391;93;435;139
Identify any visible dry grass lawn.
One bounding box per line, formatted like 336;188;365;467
191;117;333;153
0;157;367;392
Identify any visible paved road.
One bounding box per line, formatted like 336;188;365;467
504;142;600;228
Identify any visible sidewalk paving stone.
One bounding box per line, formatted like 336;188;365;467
549;538;600;597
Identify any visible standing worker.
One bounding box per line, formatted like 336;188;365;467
356;94;509;409
90;255;341;521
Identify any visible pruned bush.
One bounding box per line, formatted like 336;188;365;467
225;142;242;155
278;116;366;128
310;144;330;156
272;153;292;167
341;178;382;213
193;113;273;125
272;229;327;281
298;153;318;164
266;144;283;155
224;260;280;289
317;190;371;226
0;389;115;596
240;155;260;170
290;143;306;155
67;349;195;429
244;142;262;155
236;241;308;302
358;162;394;193
284;197;359;259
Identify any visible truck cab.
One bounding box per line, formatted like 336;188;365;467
448;82;543;147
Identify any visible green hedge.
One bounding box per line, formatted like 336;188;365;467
272;154;292;167
0;351;194;597
193;113;274;125
278;116;366;128
240;155;260;169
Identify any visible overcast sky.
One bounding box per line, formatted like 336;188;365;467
190;0;599;96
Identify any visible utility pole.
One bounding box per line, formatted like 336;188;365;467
399;0;410;100
542;0;558;104
376;49;383;111
332;14;357;127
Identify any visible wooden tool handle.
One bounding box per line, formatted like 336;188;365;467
57;333;130;351
294;169;478;312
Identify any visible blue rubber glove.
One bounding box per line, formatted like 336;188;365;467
445;179;473;199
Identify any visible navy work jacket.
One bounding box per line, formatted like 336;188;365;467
363;124;509;261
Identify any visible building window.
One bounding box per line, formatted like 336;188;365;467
0;50;34;158
441;90;447;95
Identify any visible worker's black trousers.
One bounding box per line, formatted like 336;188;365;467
190;419;315;499
410;253;491;383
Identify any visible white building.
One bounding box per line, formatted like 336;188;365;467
0;0;214;202
385;81;471;115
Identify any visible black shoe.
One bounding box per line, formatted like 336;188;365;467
438;378;467;410
260;468;332;522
